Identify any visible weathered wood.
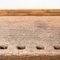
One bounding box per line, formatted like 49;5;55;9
0;16;60;60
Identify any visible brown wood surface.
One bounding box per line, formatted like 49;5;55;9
0;16;60;60
0;9;60;16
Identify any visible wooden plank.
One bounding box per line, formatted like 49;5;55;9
0;16;60;60
0;9;60;16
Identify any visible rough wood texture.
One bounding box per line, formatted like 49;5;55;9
0;16;60;60
0;9;60;16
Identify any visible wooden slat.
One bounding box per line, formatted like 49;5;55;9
0;16;60;60
0;9;60;16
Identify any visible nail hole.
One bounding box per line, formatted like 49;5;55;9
54;45;60;50
0;46;7;49
17;46;25;50
36;46;44;50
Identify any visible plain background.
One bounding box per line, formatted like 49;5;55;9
0;0;60;9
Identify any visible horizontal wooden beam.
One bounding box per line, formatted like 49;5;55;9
0;9;60;16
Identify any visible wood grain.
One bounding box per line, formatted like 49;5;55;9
0;9;60;16
0;16;60;60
